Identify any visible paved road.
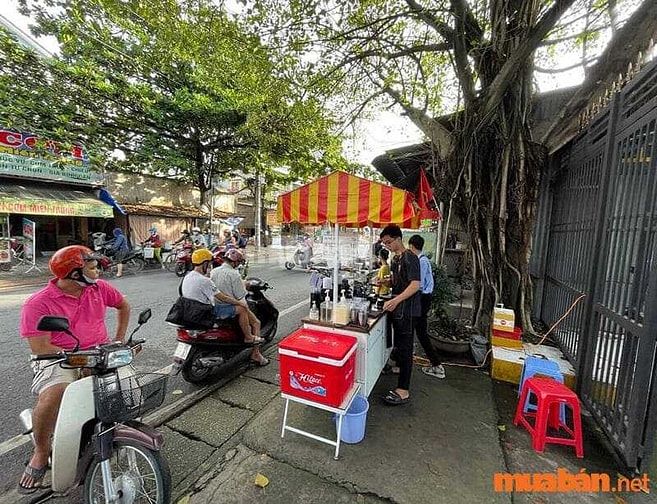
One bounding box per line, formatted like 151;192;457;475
0;260;310;447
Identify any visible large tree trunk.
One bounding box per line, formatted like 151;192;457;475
445;1;548;336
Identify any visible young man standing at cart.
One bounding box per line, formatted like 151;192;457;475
380;225;421;405
408;235;445;379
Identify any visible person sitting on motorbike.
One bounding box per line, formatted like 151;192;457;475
104;227;130;277
222;229;236;249
173;229;191;246
190;227;206;248
202;228;213;248
302;233;314;264
17;245;130;494
181;249;268;365
143;227;164;268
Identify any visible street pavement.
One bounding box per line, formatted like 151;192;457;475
0;248;645;504
0;253;311;495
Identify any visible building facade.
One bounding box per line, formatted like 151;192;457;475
0;128;115;260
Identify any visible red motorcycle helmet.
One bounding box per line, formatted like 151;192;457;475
224;248;244;264
49;245;98;279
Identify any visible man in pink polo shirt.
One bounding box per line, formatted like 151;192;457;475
17;245;130;494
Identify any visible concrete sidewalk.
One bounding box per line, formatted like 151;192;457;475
175;349;510;504
3;329;646;503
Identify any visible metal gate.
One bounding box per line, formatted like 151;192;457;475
537;58;657;471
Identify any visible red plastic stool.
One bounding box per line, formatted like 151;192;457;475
513;377;584;458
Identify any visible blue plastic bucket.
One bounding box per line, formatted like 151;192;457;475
334;395;369;444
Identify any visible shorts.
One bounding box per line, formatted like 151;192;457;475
30;357;81;396
213;303;237;319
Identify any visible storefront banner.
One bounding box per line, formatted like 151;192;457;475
22;218;35;260
0;198;113;218
0;152;103;185
0;128;102;185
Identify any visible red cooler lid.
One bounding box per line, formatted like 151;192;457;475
279;329;357;360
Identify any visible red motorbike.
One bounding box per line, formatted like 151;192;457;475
171;278;278;384
174;244;194;277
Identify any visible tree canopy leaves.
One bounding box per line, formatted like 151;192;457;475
1;0;345;196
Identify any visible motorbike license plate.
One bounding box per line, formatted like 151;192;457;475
173;342;191;360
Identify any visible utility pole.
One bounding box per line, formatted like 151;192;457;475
255;170;262;249
209;177;215;235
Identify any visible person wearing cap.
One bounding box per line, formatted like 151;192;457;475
190;227;205;248
143;226;163;267
182;248;268;366
17;245;130;493
211;248;268;365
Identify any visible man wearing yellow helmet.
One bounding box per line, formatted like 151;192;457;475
180;248;267;363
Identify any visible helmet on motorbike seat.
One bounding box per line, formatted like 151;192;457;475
49;245;99;279
224;248;244;264
191;248;213;265
192;227;201;233
181;229;190;235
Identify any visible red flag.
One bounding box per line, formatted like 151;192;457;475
416;169;441;220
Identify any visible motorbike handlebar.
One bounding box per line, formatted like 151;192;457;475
32;353;64;361
31;339;144;362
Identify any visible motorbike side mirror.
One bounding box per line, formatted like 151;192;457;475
37;316;81;351
37;316;70;333
128;308;151;345
138;309;152;325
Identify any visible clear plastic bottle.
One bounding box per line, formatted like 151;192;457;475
320;292;332;321
309;304;319;320
335;294;350;325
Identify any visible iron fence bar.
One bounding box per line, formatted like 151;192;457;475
625;263;657;465
628;119;657;316
615;124;647;317
577;94;621;394
637;333;657;473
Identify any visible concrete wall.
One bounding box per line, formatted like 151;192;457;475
105;172;201;207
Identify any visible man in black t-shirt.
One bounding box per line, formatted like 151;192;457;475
380;225;420;405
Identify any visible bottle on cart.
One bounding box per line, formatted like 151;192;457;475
309;304;319;320
335;294;350;325
320;291;332;321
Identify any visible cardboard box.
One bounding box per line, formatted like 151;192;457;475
493;304;515;332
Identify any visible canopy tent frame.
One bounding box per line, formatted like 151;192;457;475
277;171;425;321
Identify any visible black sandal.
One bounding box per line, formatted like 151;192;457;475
383;390;410;406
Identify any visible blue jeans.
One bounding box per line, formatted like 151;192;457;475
213;303;236;319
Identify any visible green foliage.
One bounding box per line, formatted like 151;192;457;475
1;0;343;193
429;261;457;320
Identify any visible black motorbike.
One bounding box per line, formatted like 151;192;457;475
171;278;279;384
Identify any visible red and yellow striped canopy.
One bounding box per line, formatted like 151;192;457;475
277;171;420;228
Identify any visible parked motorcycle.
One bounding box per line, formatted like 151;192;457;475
19;309;171;504
171;278;278;384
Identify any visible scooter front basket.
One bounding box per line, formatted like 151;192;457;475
94;373;168;423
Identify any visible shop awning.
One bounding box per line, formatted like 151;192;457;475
0;183;113;218
119;202;209;219
277;171;420;227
